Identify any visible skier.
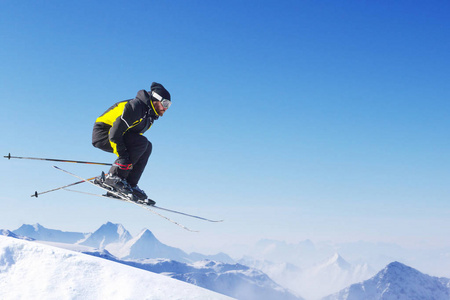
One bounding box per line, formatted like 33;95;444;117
91;82;171;201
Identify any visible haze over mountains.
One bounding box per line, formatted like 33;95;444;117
14;222;234;263
3;222;450;300
7;223;301;300
324;262;450;300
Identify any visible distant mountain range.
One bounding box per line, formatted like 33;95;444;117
241;252;375;299
12;222;233;263
13;223;87;243
5;223;450;300
324;261;450;300
6;222;301;300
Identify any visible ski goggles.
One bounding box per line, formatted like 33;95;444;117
152;91;172;109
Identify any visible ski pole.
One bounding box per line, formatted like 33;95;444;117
31;176;97;197
4;153;112;166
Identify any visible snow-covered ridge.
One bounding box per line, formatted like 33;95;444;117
11;222;233;263
4;223;450;300
324;261;450;300
3;223;302;300
0;235;233;300
79;221;132;248
0;229;33;240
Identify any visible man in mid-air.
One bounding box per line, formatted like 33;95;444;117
91;82;171;204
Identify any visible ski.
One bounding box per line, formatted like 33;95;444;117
63;188;223;223
35;167;224;223
52;166;199;232
63;188;199;232
152;205;223;223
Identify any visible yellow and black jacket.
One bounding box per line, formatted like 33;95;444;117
92;90;159;157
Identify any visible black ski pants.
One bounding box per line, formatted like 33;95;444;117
92;131;152;187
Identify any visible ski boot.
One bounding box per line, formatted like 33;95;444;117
131;185;147;200
95;173;134;200
131;185;156;206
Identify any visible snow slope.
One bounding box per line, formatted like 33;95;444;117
0;229;33;240
0;235;234;300
4;223;300;299
85;256;303;300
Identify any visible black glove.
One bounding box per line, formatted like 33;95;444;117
114;156;133;170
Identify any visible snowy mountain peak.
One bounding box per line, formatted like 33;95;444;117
14;223;43;231
137;228;158;240
112;222;129;236
332;253;350;268
318;253;351;271
381;261;417;278
15;223;40;234
17;223;46;233
373;261;428;284
324;261;450;300
79;222;132;249
120;228;190;262
102;221;126;233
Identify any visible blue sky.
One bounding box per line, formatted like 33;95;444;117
1;1;449;253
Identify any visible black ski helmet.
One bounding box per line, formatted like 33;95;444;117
150;82;171;102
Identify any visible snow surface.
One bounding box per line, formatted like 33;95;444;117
0;235;234;300
6;223;301;299
127;259;302;300
7;222;450;300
